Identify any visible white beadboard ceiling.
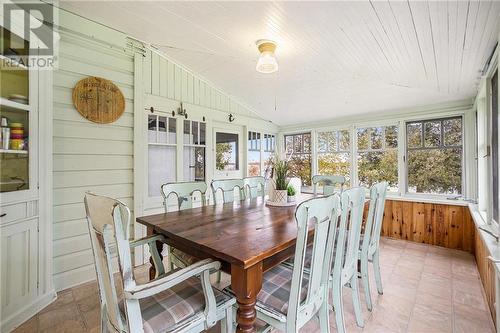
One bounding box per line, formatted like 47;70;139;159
60;1;500;126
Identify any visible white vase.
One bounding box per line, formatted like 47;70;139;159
273;190;288;204
287;195;296;203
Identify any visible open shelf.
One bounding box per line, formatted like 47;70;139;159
0;97;30;112
0;149;28;155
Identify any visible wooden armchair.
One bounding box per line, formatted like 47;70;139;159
84;192;235;333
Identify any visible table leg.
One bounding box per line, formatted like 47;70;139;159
231;263;263;333
147;227;164;280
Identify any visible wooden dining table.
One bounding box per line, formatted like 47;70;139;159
136;194;314;333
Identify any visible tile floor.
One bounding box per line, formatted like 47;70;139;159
13;238;494;333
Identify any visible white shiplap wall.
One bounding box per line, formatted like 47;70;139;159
143;48;263;119
52;11;135;290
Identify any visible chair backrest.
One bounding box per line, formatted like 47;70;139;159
332;187;366;285
161;181;208;212
243;176;265;199
361;182;388;257
286;194;341;331
312;175;346;196
84;192;131;332
211;179;245;203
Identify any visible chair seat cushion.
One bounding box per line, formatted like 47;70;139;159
256;265;309;316
171;248;199;266
119;276;230;333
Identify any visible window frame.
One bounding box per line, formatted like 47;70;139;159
404;116;465;196
284;132;313;186
356;125;399;192
246;130;276;178
147;112;178;199
183;119;207;181
282;111;470;199
316;128;352;185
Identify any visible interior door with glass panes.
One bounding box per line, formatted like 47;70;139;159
147;112;177;199
183;119;206;182
213;124;244;179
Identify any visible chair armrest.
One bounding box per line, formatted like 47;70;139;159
124;258;220;299
129;234;166;248
130;234;167;278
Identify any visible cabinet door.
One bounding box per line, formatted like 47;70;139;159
0;218;38;320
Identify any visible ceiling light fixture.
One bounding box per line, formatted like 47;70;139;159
256;39;278;74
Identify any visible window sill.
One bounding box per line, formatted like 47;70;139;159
385;194;471;206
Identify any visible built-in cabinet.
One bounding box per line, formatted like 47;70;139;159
0;26;54;332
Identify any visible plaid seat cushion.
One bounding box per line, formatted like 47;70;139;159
171;248;198;266
257;265;308;315
119;276;230;333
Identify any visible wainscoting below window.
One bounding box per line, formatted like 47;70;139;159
377;200;475;253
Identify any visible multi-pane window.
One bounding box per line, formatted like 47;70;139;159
492;70;499;222
262;134;276;179
357;126;398;191
285;133;312;186
183;120;206;181
148;114;176;196
216;132;239;171
317;129;351;185
406;117;463;195
247;131;261;176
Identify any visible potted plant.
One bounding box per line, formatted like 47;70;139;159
272;157;289;204
287;185;296;203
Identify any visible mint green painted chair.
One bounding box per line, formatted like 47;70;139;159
331;187;366;332
312;175;346;196
84;192;235;333
211;179;246;204
359;181;388;311
243;176;266;199
161;182;208;271
251;194;342;332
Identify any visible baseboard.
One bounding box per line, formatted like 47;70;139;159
1;290;56;333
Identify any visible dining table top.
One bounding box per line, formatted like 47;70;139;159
136;194;315;269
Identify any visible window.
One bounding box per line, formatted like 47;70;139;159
183;120;206;181
285;133;312;186
357;126;398;191
492;70;499;222
406;117;463;195
148;114;176;196
317;129;351;185
247;131;261;176
216;132;239;171
262;134;276;179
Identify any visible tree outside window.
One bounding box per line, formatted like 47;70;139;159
357;125;398;191
406;117;463;195
317;129;351;186
285;133;312;186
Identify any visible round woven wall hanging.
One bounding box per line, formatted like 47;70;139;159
72;76;125;124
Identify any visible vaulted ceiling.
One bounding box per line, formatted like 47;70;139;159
61;1;500;126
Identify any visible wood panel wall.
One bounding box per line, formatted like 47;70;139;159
379;200;475;253
475;230;497;325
